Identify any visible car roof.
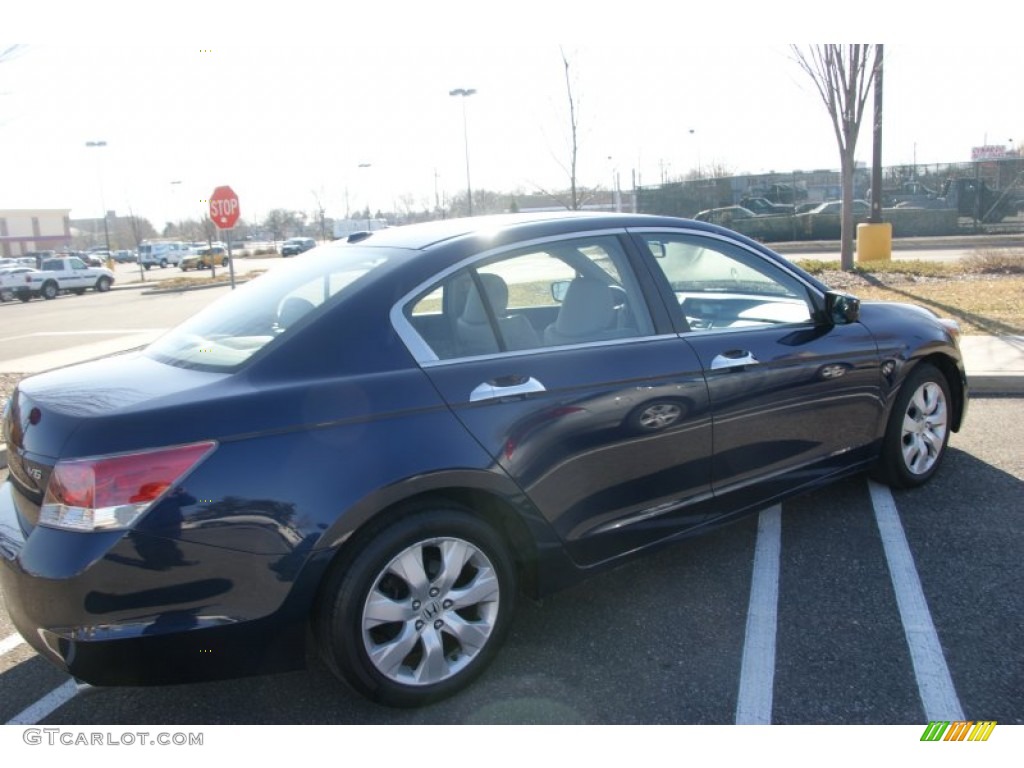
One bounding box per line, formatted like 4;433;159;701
331;211;722;251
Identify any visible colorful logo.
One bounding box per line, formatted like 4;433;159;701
921;721;997;742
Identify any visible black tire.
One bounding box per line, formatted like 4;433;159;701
317;506;516;707
17;292;31;303
872;362;951;489
95;276;112;292
41;281;59;300
144;264;152;271
72;288;86;295
159;259;168;268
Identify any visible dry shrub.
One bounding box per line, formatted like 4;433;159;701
961;249;1024;275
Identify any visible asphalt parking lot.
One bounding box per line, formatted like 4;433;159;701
1;398;1021;726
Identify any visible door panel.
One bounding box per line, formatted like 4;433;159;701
404;233;716;566
633;230;883;510
683;323;882;500
422;341;713;565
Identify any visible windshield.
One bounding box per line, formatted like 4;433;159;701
145;244;398;371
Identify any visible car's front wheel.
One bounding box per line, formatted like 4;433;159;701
317;506;515;707
95;276;112;292
873;362;951;488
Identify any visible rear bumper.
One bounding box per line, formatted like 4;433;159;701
0;481;309;685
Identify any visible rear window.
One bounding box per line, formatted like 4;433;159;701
145;244;397;371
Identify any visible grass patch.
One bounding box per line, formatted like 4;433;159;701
846;277;1024;336
153;270;266;290
960;248;1024;275
794;258;953;278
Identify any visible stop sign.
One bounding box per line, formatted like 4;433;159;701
209;186;240;229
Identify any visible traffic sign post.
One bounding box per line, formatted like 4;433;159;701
209;186;239;288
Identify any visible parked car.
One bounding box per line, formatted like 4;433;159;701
793;199;873;239
281;237;317;256
693;206;758;226
15;256;115;300
113;250;137;263
802;199;872;216
0;266;39;302
84;251;110;267
738;196;796;215
0;212;966;707
180;246;230;271
138;241;190;269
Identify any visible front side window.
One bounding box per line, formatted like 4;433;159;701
641;234;814;332
405;235;653;362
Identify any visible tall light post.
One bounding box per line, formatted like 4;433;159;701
85;140;111;253
449;87;476;216
357;162;373;229
170;180;183;240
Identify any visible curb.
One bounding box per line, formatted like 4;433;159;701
967;375;1024;397
141;280;248;296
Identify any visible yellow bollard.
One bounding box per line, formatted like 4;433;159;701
856;222;892;263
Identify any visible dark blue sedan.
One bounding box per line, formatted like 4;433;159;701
0;212;967;706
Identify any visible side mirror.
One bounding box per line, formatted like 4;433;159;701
551;280;571;302
824;291;861;325
647;241;667;259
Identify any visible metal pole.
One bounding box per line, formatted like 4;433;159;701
85;141;111;252
869;45;884;224
449;88;476;216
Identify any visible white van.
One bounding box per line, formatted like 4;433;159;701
139;241;190;269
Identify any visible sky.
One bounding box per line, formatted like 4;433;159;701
2;3;1021;229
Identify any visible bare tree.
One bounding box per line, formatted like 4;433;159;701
310;189;328;242
791;45;881;270
561;47;581;210
533;46;589;211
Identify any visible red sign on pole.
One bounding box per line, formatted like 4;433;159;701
209;186;240;229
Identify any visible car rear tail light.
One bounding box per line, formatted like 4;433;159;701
39;441;216;532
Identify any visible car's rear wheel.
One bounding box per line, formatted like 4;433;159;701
317;506;515;707
873;362;951;488
42;281;59;300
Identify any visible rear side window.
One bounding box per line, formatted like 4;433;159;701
403;235;654;362
146;245;396;371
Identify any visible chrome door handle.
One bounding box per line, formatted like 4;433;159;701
470;376;546;402
711;350;760;370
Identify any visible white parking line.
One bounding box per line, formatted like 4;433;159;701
6;679;81;725
869;480;965;721
0;632;26;657
735;504;782;724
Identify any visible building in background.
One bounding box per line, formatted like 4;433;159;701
0;209;71;257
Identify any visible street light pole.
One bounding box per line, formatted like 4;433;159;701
449;88;476;216
357;163;372;230
170;180;183;240
85;140;112;253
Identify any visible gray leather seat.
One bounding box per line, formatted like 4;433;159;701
456;273;540;355
543;277;634;346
